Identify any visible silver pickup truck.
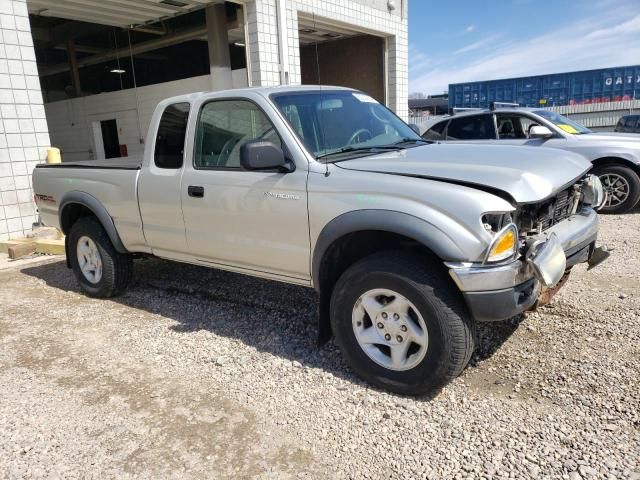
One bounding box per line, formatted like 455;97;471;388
33;86;607;395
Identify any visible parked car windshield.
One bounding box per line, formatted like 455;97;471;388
533;110;592;135
271;90;425;161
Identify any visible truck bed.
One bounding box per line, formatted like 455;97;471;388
33;155;147;253
35;156;142;170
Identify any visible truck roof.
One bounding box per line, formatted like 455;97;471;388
161;85;358;105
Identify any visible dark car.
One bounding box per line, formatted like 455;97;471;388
615;114;640;134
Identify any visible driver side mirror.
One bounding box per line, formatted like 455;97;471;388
529;125;554;139
409;123;421;135
240;140;294;173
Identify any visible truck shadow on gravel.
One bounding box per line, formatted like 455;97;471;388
21;257;521;396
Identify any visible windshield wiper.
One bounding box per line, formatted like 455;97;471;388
315;144;404;160
391;137;430;146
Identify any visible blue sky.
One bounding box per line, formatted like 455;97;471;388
408;0;640;95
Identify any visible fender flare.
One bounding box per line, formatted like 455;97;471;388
59;191;128;254
311;209;466;291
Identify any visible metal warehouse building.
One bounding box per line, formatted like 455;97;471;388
449;65;640;109
0;0;408;242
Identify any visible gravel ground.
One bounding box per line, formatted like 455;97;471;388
0;212;638;479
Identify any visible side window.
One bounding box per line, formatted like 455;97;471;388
422;120;447;140
154;102;190;169
625;116;637;128
194;100;281;169
496;114;528;139
519;116;539;138
447;115;495;140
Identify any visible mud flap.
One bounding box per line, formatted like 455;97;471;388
588;246;610;271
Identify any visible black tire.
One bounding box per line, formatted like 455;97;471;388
330;251;475;396
68;216;132;298
593;164;640;214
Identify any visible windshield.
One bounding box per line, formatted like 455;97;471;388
533;110;592;135
271;90;424;160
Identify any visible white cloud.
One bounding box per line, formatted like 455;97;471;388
410;12;640;95
454;35;500;55
465;25;475;32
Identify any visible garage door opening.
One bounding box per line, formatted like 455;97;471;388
298;16;385;104
30;1;248;162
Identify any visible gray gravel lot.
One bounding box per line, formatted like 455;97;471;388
1;212;639;479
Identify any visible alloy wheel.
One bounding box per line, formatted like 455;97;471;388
352;288;428;371
600;173;630;208
76;236;103;284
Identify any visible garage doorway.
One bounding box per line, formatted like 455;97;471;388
100;120;121;159
298;17;385;104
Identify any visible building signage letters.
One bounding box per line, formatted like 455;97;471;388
604;74;640;86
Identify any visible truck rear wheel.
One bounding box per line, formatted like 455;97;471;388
330;251;475;396
593;164;640;213
68;217;132;298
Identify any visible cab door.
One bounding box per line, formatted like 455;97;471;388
180;98;310;282
138;102;190;257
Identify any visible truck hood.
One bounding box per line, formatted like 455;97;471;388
335;143;591;204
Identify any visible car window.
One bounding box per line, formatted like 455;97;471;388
422;120;447;140
624;116;638;128
447;115;495;140
154;102;190;169
194;100;281;169
495;114;539;139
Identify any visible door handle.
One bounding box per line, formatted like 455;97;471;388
188;185;204;198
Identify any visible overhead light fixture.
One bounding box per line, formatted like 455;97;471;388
323;32;341;38
160;0;187;6
234;41;245;47
300;28;317;34
110;68;126;74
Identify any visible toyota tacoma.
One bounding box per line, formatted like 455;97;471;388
33;86;608;395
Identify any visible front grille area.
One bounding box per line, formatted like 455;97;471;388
542;188;574;230
516;182;583;235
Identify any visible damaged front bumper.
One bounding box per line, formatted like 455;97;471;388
446;208;608;322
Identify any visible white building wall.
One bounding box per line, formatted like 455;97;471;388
0;0;49;241
45;70;247;162
246;0;408;119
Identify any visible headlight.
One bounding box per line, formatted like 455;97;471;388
484;223;518;263
583;174;606;210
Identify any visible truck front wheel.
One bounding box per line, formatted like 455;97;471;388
68;216;132;298
330;251;475;396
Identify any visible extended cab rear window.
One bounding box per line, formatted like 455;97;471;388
154;102;190;169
